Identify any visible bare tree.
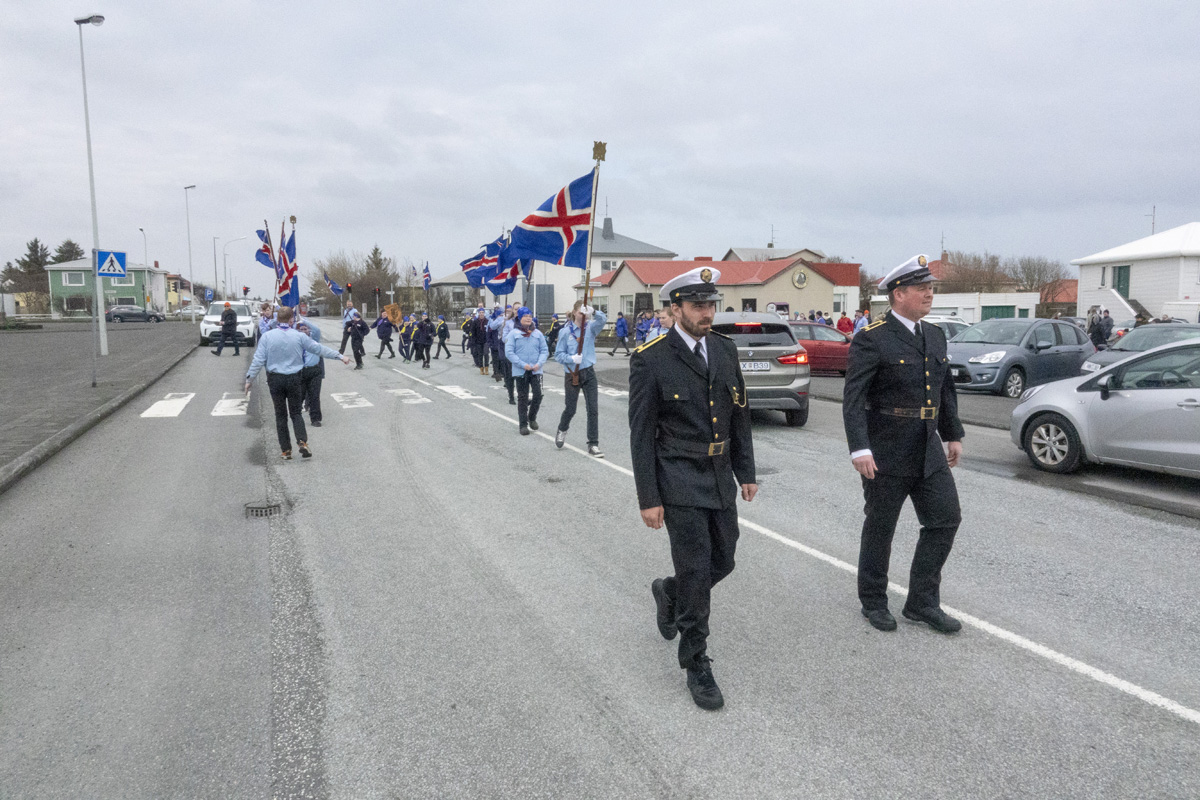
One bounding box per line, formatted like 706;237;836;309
937;250;1015;293
1005;255;1068;301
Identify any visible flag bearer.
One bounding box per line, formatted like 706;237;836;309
554;301;607;457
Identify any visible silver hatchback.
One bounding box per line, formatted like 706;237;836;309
1011;339;1200;478
711;312;811;426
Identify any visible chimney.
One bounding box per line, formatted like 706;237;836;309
694;256;713;262
941;250;949;263
154;260;159;269
602;217;615;240
766;241;774;249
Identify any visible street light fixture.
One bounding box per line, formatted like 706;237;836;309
75;12;108;380
184;185;196;321
222;236;247;302
138;226;148;308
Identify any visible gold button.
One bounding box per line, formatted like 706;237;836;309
899;359;905;364
927;400;933;405
714;434;719;439
926;371;930;376
926;385;931;390
710;401;714;406
674;394;679;399
712;417;717;423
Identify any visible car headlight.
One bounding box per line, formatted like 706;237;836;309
968;350;1006;364
1018;385;1043;403
1081;361;1101;372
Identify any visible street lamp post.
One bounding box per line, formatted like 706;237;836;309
212;236;220;302
223;236;247;302
184;185;196;320
75;13;108;373
138;226;148;308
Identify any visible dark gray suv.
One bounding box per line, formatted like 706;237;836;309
946;318;1096;398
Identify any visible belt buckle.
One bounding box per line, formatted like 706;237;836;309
920;407;937;420
707;441;725;456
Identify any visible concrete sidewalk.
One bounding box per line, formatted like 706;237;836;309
0;322;199;494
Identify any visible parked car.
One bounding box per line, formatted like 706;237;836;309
199;302;257;347
710;312;810;426
105;305;165;323
946;318;1095;398
1062;316;1088;329
1080;323;1200;373
1011;339;1200;478
788;321;851;374
922;315;971;341
169;305;205;319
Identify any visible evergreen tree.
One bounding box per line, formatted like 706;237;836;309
52;239;86;263
1;238;52;294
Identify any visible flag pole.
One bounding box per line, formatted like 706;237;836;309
573;142;606;385
266;218;279;301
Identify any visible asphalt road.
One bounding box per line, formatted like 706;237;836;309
2;318;1198;798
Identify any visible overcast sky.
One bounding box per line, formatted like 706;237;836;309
4;0;1198;296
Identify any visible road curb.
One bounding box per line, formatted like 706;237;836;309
0;343;198;497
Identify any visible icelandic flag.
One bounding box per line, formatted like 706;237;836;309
278;228;300;307
255;226;278;276
422;262;431;291
411;262;419;280
506;171;594;269
324;272;344;296
484;263;522;296
461;234;506;287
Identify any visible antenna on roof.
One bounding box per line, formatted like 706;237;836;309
605;196;609;217
1146;205;1156;234
769;224;777;249
940;231;945;252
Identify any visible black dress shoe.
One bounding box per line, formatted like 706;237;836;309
686;657;724;710
519;426;529;435
902;606;962;633
528;419;539;431
862;608;897;631
310;420;322;427
651;579;677;640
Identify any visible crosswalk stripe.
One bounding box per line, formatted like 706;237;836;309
211;392;249;416
141;393;196;418
330;391;374;409
437;385;485;400
386;388;432;404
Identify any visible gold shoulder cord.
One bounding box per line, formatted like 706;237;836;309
732;383;747;408
634;335;666;354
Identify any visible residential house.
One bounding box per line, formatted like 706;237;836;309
45;257;170;317
1072;222;1200;321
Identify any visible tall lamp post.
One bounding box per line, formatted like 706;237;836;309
212;236;220;302
138;226;148;308
184;185;196;320
75;12;108;370
223;236;247;302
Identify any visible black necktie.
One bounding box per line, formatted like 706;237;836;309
914;323;925;352
693;341;703;361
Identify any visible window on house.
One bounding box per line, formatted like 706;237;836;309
601;260;616;271
66;296;88;311
1018;308;1029;318
452;289;465;304
109;274;134;287
64;272;85;286
116;296;137;306
742;299;757;312
620;295;633;316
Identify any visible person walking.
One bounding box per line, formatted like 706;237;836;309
504;306;548;435
553;300;607;457
460;315;472;354
371;311;397;359
836;312;854;335
245;306;350;459
414;311;435;368
546;314;563;353
348;312;369;369
489;307;516;401
295;316;326;427
843;254;966;635
212;302;240;356
628;266;757;711
609;311;631;356
852;309;869;335
434;315;452;359
397;316;414;362
469;307;491;374
338;300;357;354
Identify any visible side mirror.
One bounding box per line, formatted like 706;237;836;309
1035;341;1053;351
1098;373;1112;400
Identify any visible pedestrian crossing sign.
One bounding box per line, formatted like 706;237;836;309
96;250;127;278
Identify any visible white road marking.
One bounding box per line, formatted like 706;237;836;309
470;397;1200;727
210;392;248;416
599;387;628;398
386;388;432;405
391;368;433;387
438;385;485;400
330;392;374;409
140;392;195;418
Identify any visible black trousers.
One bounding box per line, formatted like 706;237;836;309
300;364;323;423
266;371;307;452
461;333;469;353
514;373;542;426
435;340;451;358
661;503;740;669
490;347;505;381
470;341;487;368
411;342;429;366
339;328;351;354
858;468;961;612
400;339;412;360
214;330;240;355
499;355;513;395
350;336;365;367
377;338;394;357
609;335;630;355
559;366;599;445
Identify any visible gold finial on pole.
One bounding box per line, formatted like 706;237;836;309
592;141;607;163
289;215;297;225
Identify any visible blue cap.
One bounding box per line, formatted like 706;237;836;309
517;306;532;318
552;314;559;319
437;314;444;319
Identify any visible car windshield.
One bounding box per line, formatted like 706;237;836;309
1111;326;1200;352
954;319;1030;345
209;303;250;315
710;322;795;347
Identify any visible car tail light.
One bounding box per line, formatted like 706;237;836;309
776;348;808;365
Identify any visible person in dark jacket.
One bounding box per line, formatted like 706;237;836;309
609;311;631;356
413;311;435;368
371;313;397;359
843;255;965;636
546;314;563;353
460;316;472;353
628;267;756;711
212;302;240;356
469;307;490;373
348;314;369;369
434;315;452;359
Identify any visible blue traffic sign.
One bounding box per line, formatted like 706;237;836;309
205;288;214;301
96;250;127;278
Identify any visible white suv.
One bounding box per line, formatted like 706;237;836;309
199;302;257;347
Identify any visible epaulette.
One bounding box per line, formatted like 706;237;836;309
711;330;732;340
862;318;886;332
634;335;666;354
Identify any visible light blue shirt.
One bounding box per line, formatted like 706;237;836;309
505;327;549;374
295;316;323;367
246;325;342;380
342;306;358;324
853;315;869;332
554;310;606;370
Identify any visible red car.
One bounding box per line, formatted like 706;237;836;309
789;321;851;374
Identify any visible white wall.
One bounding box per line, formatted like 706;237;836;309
928;291;1040;321
1079;256;1198;316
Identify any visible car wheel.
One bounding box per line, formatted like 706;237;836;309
113;315;123;323
1001;367;1025;398
1023;413;1083;473
149;317;160;323
785;406;808;427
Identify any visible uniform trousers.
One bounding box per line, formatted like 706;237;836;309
471;341;487;368
266;371;307;452
414;343;431;367
339;328;351;354
461;333;469;353
858;468;961;612
435;340;451;358
377;338;395;357
514;373;542;426
490;346;505;382
558;366;599;445
399;339;412;361
350;336;366;367
300;364;323;423
661;503;740;668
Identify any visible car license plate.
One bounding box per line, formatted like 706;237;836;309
741;361;771;371
950;367;963;378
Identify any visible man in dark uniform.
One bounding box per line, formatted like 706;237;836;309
842;254;966;635
628;267;757;711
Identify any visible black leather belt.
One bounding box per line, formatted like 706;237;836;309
874;406;937;419
658;436;726;456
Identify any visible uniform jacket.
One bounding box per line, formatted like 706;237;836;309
398;321;413;343
414;320;435;345
628;327;755;510
371;316;395;340
842;312;965;477
348;317;370;341
220;307;238;332
436;321;449;340
554;311;606;370
504;327;549;374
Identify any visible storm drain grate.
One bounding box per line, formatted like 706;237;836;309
245;501;282;519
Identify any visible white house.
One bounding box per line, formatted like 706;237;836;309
1072;222;1200;321
870;291;1040;322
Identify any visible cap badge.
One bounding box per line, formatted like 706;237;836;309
918;255;927;267
700;268;713;283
